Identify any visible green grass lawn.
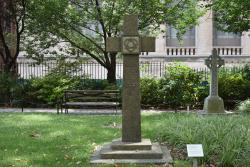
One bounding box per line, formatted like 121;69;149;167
0;112;250;167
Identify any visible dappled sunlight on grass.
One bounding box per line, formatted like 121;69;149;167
1;112;250;166
141;111;164;116
0;113;126;167
21;114;53;122
47;130;70;138
2;156;29;167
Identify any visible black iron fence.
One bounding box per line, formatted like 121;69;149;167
0;62;245;80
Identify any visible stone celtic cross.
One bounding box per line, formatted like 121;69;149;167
205;49;224;96
106;15;155;142
203;49;225;113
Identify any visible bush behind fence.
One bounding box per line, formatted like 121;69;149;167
0;62;249;109
0;62;244;80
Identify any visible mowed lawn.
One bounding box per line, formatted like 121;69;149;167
1;112;250;167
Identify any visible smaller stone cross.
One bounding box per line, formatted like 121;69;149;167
203;49;225;113
205;49;224;96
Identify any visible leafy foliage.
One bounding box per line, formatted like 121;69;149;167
3;63;250;110
31;74;81;104
210;0;250;33
140;77;161;106
241;65;250;80
159;63;202;110
218;72;250;101
237;99;250;113
140;63;205;110
24;0;202;82
0;73;22;105
140;64;250;110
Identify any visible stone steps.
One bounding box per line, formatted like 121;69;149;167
111;138;152;150
101;143;163;159
90;139;173;164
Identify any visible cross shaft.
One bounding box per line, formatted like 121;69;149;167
106;15;155;142
205;49;224;96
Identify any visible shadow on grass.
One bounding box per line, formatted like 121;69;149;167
2;112;250;167
0;113;123;167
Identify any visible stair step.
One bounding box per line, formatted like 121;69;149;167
101;143;163;159
111;139;152;150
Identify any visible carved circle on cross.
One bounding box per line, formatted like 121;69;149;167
205;54;224;69
123;37;139;53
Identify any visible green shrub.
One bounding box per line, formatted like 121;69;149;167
76;79;120;90
237;99;250;113
158;63;203;110
196;81;209;104
15;79;38;105
140;77;162;106
0;73;23;106
31;74;81;104
75;79;102;90
218;73;250;101
140;64;208;109
241;64;250;80
3;63;250;110
30;74;121;105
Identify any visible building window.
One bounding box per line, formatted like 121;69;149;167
213;24;241;46
166;26;195;47
216;30;240;39
167;26;178;39
167;26;195;39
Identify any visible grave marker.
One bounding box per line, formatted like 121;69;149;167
203;49;225;113
106;15;155;142
91;15;172;164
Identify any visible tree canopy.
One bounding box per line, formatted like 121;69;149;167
25;0;202;83
211;0;250;33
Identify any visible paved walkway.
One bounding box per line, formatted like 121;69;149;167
0;108;172;115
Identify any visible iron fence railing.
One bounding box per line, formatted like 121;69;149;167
0;62;245;80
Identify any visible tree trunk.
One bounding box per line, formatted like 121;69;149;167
107;53;116;84
3;59;17;77
3;62;12;73
1;60;17;106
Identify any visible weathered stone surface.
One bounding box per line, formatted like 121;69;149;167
196;1;213;56
242;31;250;55
122;55;141;142
205;49;224;96
90;141;172;164
106;15;155;143
123;15;139;36
203;96;225;113
90;15;164;164
111;139;152;150
106;37;121;53
101;143;163;159
141;37;155;52
122;37;140;54
203;49;225;113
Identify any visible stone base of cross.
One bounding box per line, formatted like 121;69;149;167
203;49;225;113
204;95;225;113
90;15;172;164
